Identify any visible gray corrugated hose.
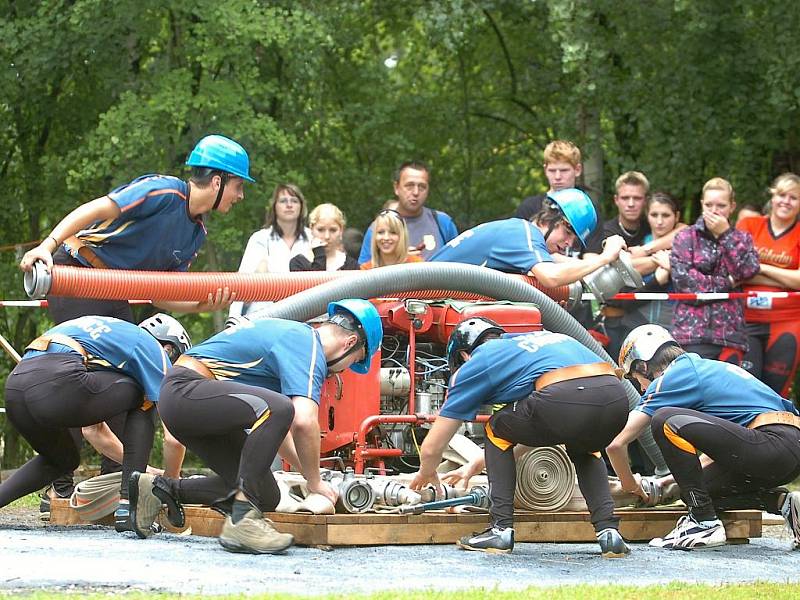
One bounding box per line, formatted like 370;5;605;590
258;262;667;475
69;472;121;521
514;446;576;512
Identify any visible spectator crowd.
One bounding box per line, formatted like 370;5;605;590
233;140;800;401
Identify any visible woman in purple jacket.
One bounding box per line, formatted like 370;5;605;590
670;178;760;364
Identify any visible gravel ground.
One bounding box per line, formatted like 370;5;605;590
1;507;800;595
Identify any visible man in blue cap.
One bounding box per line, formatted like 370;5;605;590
19;134;254;322
17;134;254;510
430;188;627;287
127;299;383;555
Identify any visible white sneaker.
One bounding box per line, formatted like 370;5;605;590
781;492;800;549
650;514;726;550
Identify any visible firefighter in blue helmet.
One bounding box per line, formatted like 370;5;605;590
127;299;383;555
18;134;254;324
410;317;631;558
431;188;628;287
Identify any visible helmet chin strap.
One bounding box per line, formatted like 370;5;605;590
326;340;363;370
212;172;229;211
542;221;557;243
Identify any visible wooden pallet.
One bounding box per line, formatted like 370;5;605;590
49;498;761;546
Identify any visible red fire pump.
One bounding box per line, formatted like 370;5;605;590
317;300;543;474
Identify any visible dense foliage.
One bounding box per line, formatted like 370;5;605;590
2;0;799;466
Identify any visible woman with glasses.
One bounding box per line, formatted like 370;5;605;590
230;183;313;319
360;209;424;269
290;203;359;272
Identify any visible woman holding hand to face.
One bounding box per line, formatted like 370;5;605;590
670;178;760;364
360;209;424;269
290;204;358;272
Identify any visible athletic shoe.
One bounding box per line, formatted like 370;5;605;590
151;476;185;528
596;527;630;558
781;491;800;549
456;526;514;554
128;472;161;539
114;502;132;533
218;509;294;554
649;514;726;550
38;485;72;522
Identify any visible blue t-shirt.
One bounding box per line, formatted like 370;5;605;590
430;218;552;274
23;316;170;402
440;331;605;421
636;353;797;425
68;174;207;271
186;318;327;403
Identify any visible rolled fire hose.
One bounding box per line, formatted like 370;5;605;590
69;472;122;521
23;263;579;308
253;262;667;475
513;446;576;512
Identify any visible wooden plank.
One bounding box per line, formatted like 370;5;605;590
49;498;114;526
49;498;761;546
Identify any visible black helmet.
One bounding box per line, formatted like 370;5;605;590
138;313;191;361
446;317;505;372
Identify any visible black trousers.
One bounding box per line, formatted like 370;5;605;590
651;407;800;521
47;248;134;495
157;367;295;512
0;354;154;507
485;374;629;531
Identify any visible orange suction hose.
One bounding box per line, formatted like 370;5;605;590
24;263;576;305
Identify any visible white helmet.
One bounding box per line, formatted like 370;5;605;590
138;313;191;359
618;325;678;376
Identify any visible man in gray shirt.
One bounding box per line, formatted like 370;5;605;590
358;161;459;263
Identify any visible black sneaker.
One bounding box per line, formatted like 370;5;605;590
457;526;514;554
596;528;630;558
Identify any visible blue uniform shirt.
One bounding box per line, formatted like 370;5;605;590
430;218;552;274
68;174;206;271
22;316;170;402
440;331;605;421
186;318;328;403
636;353;797;425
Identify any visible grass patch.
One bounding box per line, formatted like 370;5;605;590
8;492;40;509
4;584;800;599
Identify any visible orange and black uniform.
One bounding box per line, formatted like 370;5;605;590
737;216;800;397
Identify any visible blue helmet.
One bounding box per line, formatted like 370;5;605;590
186;135;255;182
545;188;597;247
327;299;383;374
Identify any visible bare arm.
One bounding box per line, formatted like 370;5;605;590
629;224;688;258
605;411;652;494
19;197;121;271
82;422;164;475
290;396;337;503
155;287;237;314
754;263;800;289
531;236;626;287
82;423;124;464
161;424;185;479
278;431;301;471
409;416;464;491
441;444;533;489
